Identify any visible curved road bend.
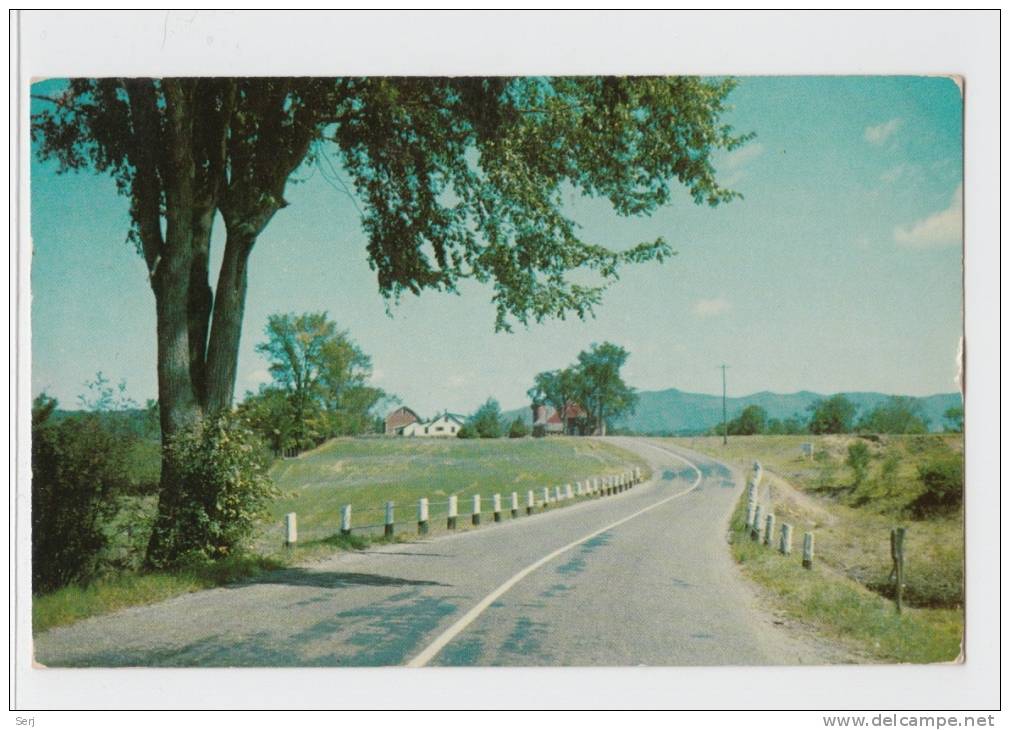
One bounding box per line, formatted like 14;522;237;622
34;438;828;667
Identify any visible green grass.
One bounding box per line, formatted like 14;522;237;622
259;436;648;550
726;492;962;664
672;434;963;663
33;553;286;634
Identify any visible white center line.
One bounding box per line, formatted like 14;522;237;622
405;440;705;667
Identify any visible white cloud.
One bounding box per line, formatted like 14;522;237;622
894;184;963;249
717;143;764;186
723;142;765;169
694;297;731;318
880;164;906;184
864;118;903;145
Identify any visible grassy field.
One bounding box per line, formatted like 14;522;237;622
673;434;963;663
258;436;650;550
35;435;647;633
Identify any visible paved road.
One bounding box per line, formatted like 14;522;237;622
34;438;830;667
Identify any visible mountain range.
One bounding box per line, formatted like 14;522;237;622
504;388;962;435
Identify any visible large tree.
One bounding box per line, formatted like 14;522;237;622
807;394;858;435
527;367;581;434
32;76;749;564
573;342;637;435
252;312;381;448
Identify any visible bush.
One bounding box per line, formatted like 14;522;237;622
456;423;478;439
846;441;872;487
911;453;964;516
146;413;277;567
508;418;529;438
32;397;131;593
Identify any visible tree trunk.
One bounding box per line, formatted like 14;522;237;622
145;232;204;566
203;229;255;413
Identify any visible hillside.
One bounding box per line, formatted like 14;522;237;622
504;389;961;435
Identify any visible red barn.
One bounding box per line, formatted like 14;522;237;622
385;406;420;436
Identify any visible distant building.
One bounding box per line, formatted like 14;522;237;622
389;408;466;437
385;406;420;435
531;403;600;436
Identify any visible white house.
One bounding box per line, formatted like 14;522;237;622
400;411;466;437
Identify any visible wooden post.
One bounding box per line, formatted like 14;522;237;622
565;483;573;500
635;467;642;483
779;523;793;555
751;505;763;541
418;497;430;535
340;505;352;536
802;532;814;569
542;486;550;507
746;499;756;530
527;489;535;515
554;486;562;503
764;513;775;547
472;494;481;526
891;527;906;613
510;491;519;518
384;501;395;538
447;495;458;530
747;480;758;504
493;493;502;522
594;477;600;494
575;481;583;497
285;512;297;546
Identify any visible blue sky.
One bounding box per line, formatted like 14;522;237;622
30;76;963;417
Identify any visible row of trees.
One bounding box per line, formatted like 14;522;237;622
527;342;637;436
719;395;964;437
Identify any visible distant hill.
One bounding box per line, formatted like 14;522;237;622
503;389;962;435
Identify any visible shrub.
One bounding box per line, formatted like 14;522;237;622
846;441;872;487
146;413;277;567
32;396;131;593
911;453;964;516
456;423;478;439
508;418;529;438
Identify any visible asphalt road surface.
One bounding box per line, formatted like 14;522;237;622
34;438;833;667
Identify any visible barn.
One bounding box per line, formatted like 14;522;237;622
384;406;420;435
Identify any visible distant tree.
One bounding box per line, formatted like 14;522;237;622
508;418;529;439
254;312;383;449
727;404;767;436
456;422;478;440
572;342;637;436
807;395;857;434
470;398;504;439
527;368;581;432
943;405;964;433
858;396;929;434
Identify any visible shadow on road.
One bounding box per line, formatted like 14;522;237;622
232;568;451;590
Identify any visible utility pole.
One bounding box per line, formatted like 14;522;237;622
719;364;729;445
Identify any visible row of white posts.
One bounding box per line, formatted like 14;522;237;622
284;467;643;546
745;460;814;569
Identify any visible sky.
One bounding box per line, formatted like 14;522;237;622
29;76;964;417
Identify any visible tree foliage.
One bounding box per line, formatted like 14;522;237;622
943;405;964;433
858;396;930;435
807;394;857;435
146;412;277;568
727;404;768;436
470;398;505;439
31;393;132;593
508;417;529;439
573;342;637;435
247;312;382;451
